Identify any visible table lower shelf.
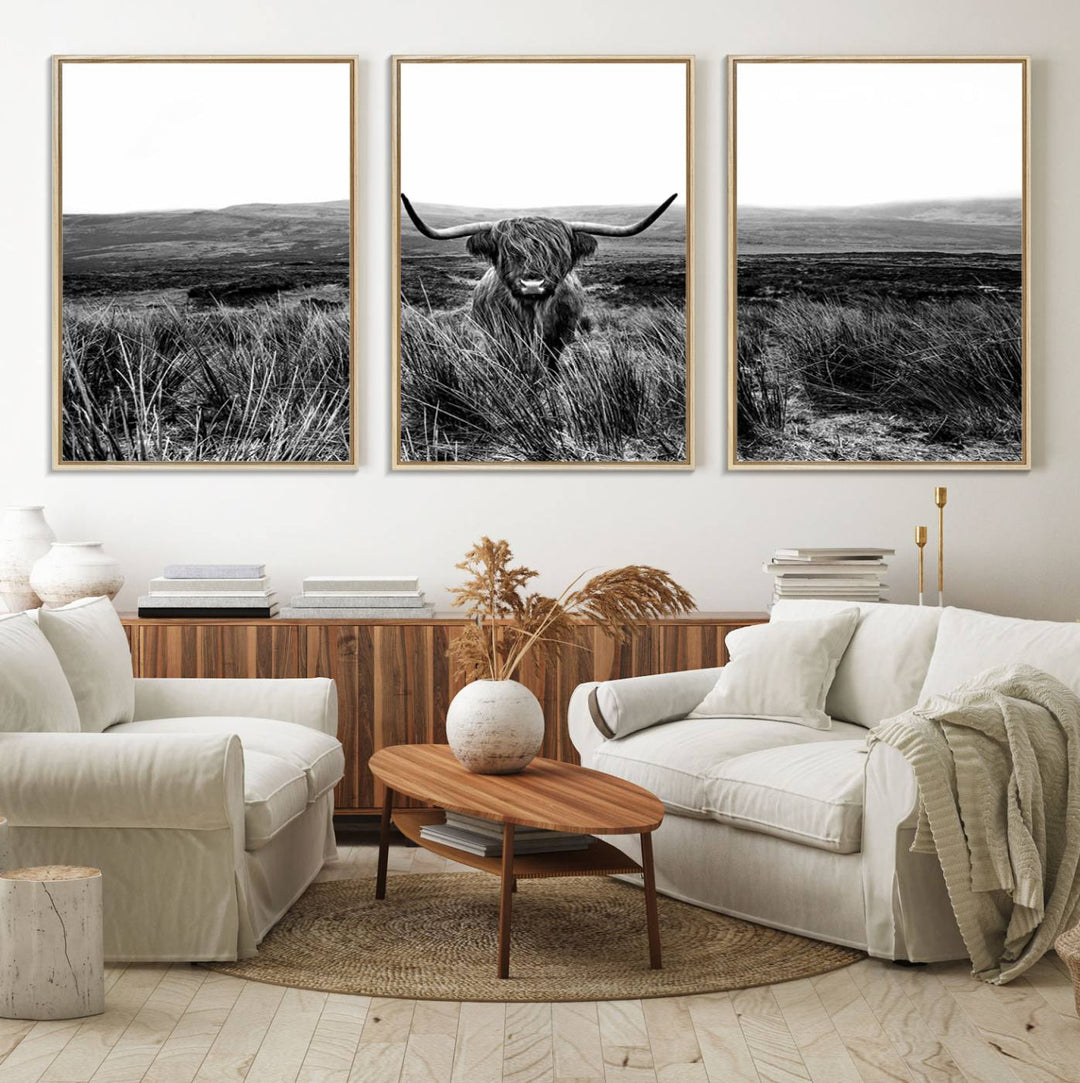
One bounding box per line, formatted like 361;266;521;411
393;808;643;880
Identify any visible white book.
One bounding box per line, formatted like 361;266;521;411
148;577;271;593
767;576;885;587
278;605;435;619
149;590;275;599
139;593;277;608
303;575;420;593
290;593;426;609
773;548;895;560
764;563;886;575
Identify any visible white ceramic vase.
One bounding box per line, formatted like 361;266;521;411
445;679;545;774
30;542;124;609
0;506;56;612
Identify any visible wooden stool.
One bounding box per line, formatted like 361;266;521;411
0;866;104;1020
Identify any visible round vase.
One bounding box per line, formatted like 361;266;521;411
0;506;56;612
445;679;545;774
30;542;125;609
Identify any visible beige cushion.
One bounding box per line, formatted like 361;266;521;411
690;609;859;729
243;750;310;850
592;715;867;820
709;741;867;853
592;668;725;739
36;596;135;733
771;600;942;727
920;607;1080;701
110;716;344;802
0;612;80;733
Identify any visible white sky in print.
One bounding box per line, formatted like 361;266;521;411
399;62;688;208
736;61;1024;207
61;61;351;213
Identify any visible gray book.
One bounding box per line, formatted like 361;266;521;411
164;564;266;580
149;577;271;592
140;593;277;609
289;593;426;609
279;605;435;619
302;575;420;593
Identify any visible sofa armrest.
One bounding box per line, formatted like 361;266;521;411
585;667;725;740
0;731;243;830
133;678;338;736
568;683;606;765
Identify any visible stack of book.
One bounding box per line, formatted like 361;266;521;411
138;563;277;618
419;811;593;857
764;548;894;604
280;575;434;619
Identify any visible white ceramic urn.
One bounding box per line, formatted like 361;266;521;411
30;542;125;609
445;679;545;774
0;506;56;612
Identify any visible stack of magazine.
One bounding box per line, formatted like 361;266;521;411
420;811;593;857
764;548;893;603
280;575;434;619
138;563;276;617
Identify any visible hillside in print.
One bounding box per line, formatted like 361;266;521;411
399;201;687;465
735;197;1023;464
61;201;350;463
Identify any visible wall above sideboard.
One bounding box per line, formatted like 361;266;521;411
1;0;1078;621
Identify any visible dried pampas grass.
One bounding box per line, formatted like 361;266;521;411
449;536;694;681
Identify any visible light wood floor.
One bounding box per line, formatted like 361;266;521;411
2;838;1080;1083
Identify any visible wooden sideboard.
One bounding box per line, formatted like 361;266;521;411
120;612;767;816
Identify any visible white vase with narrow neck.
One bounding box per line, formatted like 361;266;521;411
30;542;124;609
445;679;545;774
0;506;56;612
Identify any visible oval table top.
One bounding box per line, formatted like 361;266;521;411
369;744;664;835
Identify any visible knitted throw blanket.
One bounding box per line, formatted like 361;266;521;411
869;663;1080;984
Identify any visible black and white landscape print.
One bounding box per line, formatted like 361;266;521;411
395;60;691;466
732;59;1027;467
57;59;355;466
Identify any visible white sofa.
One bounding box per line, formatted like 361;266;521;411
0;599;344;962
569;601;1080;962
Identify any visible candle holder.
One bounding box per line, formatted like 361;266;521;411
915;526;928;606
935;487;948;607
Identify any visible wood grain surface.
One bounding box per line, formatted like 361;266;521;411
370;745;664;834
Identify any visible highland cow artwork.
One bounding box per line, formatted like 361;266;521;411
729;58;1029;469
54;57;356;468
393;58;693;468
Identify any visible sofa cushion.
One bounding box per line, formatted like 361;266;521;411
690;610;858;729
708;741;867;853
36;597;135;733
243;750;310;850
109;716;344;802
771;600;941;727
591;715;867;821
0;612;80;733
920;607;1080;701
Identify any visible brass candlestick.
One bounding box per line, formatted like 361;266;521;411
935;487;948;607
915;525;928;606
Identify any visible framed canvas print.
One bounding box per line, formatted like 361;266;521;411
53;56;357;469
392;56;693;469
728;57;1029;470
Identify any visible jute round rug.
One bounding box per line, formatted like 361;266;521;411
206;874;862;1001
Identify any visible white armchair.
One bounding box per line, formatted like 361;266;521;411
0;602;343;962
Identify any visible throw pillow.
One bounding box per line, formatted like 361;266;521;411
36;597;135;733
689;609;860;730
0;612;81;732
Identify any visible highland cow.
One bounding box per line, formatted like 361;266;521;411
400;194;677;368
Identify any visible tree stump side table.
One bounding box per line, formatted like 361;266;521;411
0;866;105;1020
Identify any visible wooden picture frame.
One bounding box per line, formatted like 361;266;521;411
53;55;358;469
392;56;695;470
728;56;1030;471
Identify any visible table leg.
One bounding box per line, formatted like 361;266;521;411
641;831;661;969
375;786;394;900
498;823;515;979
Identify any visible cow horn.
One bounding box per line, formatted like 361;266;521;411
400;194;495;239
568;194;678;237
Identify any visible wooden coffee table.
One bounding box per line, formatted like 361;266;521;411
369;744;665;979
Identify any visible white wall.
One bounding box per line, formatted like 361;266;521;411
2;0;1077;619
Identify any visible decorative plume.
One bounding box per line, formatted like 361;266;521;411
448;537;694;681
